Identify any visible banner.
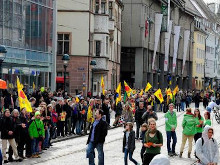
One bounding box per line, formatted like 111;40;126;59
182;30;190;75
172;26;181;73
164;20;173;71
152;14;163;70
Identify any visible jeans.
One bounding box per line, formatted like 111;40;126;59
31;138;39;155
86;142;104;165
166;131;177;153
44;128;50;148
176;103;181;112
124;148;138;165
181;102;185;111
76;119;83;135
136;121;141;139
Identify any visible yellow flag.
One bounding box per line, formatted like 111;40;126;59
116;82;121;105
33;82;36;90
166;88;173;99
124;81;132;97
173;86;179;96
154;89;164;103
17;77;32;112
132;89;136;95
87;106;94;123
140;89;144;96
145;82;152;92
101;75;105;95
76;97;80;103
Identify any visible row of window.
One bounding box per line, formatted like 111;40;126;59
197;33;205;45
196;63;204;74
196;48;205;59
206;46;215;54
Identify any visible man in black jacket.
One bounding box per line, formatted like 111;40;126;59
86;109;108;165
102;99;110;126
135;102;145;139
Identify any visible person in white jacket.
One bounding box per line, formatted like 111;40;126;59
195;125;219;165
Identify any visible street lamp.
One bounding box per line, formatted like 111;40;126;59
157;69;161;88
90;60;96;96
62;54;70;93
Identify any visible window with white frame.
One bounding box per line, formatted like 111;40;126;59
95;41;101;56
57;33;70;55
106;36;109;55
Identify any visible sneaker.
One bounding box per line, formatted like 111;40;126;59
3;160;9;164
172;152;178;156
36;154;41;158
32;155;38;158
168;152;173;157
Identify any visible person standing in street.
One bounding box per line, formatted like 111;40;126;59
179;108;197;158
135;102;145;139
86;109;108;165
143;119;163;165
102;99;110;126
194;109;204;142
122;122;140;165
195;126;219;165
165;103;177;156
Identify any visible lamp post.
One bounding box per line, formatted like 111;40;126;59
0;45;7;110
186;75;189;90
62;54;70;93
90;60;96;96
157;69;161;88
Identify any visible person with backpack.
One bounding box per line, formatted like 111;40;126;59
179;108;197;158
165;103;177;156
195;126;219;165
143;119;163;165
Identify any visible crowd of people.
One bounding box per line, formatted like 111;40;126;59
0;88;219;165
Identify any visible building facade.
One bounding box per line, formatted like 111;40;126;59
121;0;196;90
0;0;56;91
57;0;122;95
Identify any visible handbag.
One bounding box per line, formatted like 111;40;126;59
34;120;44;141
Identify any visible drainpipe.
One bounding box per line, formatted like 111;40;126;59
204;33;209;90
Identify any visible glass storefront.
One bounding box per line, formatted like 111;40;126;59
0;0;54;89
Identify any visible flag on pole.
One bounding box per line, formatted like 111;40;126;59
33;82;36;91
173;86;179;96
76;97;80;103
17;77;32;112
87;106;94;123
154;89;164;103
166;88;173;99
116;82;121;105
124;81;132;97
145;82;152;92
140;89;144;96
132;89;137;95
101;75;105;95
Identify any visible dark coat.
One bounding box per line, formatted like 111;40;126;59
102;103;110;117
122;130;136;152
87;119;108;145
135;108;146;124
0;116;16;139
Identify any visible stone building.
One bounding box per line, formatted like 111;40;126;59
57;0;123;95
121;0;198;90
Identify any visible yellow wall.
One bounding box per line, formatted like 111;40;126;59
193;31;206;89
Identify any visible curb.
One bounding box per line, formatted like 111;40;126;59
51;125;119;143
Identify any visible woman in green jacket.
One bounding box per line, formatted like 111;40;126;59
194;109;204;142
28;111;45;158
179;108;197;158
204;111;211;126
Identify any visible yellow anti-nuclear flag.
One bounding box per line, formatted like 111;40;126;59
166;88;173;99
17;77;32;112
116;82;121;105
145;82;152;92
101;75;105;95
124;81;132;97
87;106;94;123
173;86;179;96
139;89;144;96
154;89;164;103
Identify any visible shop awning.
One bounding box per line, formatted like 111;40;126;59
56;77;69;83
